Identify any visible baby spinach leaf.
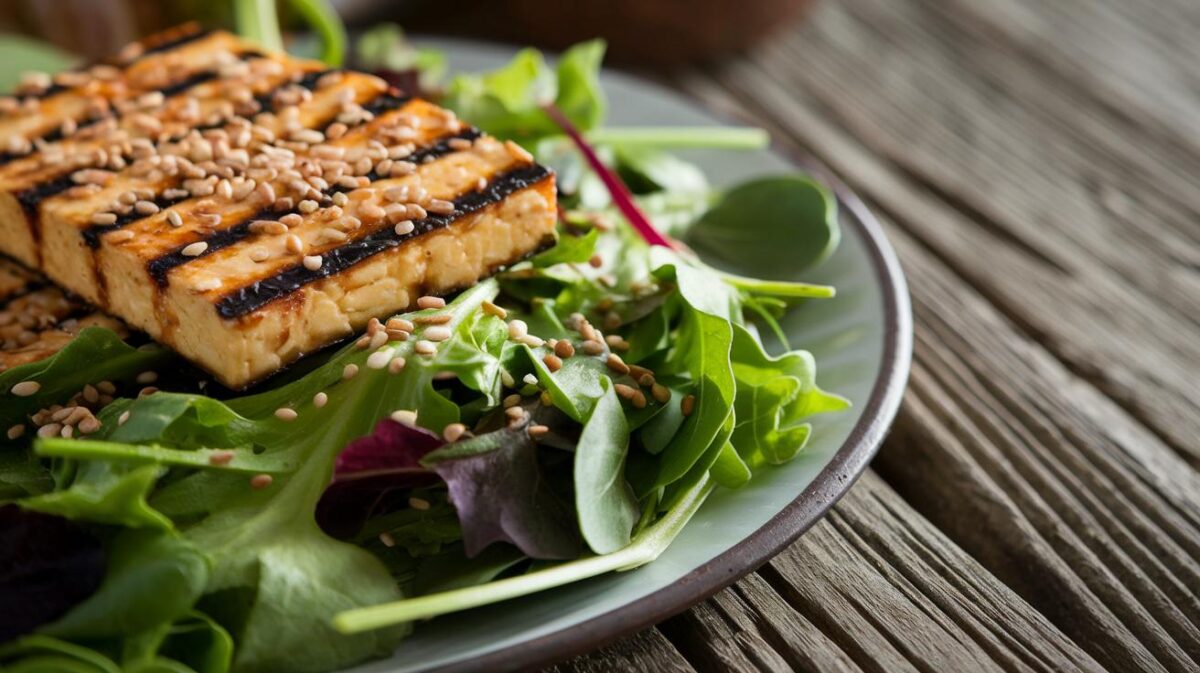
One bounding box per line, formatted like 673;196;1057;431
45;529;208;640
574;379;639;554
423;425;581;560
0;506;104;642
22;463;171;531
156;612;233;673
685;175;840;276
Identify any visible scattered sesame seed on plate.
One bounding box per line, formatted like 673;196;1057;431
417;295;446;309
274;407;298;421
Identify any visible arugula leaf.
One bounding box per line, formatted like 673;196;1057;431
573;379;639;554
442;40;606;142
685;175;840;275
729;325;849;466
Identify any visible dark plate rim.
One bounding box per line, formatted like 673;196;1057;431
419;132;913;672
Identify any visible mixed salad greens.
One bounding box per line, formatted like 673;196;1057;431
0;14;848;673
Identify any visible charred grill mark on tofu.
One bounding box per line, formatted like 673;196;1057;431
0;53;268;167
136;26;215;60
143;126;482;285
216;163;552;318
14;61;325;220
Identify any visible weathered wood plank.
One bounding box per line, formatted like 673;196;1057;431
674;27;1200;670
545;627;694;673
687;0;1200;466
659;472;1101;673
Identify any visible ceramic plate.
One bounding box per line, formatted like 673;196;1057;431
343;37;912;673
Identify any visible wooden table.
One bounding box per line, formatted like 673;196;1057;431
547;0;1200;670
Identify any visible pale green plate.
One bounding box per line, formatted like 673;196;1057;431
344;38;912;673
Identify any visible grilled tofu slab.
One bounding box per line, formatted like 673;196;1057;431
0;25;557;388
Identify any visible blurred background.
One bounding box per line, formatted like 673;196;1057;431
0;0;815;67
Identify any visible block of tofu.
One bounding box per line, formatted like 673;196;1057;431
0;257;128;374
0;26;557;388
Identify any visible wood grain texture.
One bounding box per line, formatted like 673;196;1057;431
546;0;1200;670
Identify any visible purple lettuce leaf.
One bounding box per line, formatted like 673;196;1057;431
0;504;105;641
316;419;443;539
422;424;581;560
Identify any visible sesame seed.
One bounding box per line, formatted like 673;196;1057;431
250;220;287;235
554;340;575;358
91;212;117;225
250;474;274;490
313;392;328;408
209;450;235;466
275;407;298;421
10;381;40;397
298;199;319;213
407;203;427;220
448;137;473;150
606;353;630;376
652;383;672;404
588;254;603;268
417;296;445;309
528;424;550;437
136;371;158;384
426;199;455;215
108;230;135;243
503;394;522;408
540;390;554;406
408;497;431;511
519;335;545;348
387;317;415;332
280;213;304;228
139;387;159;398
285;234;304;254
367;347;395;369
581;340;605;355
78;417;102;435
522;373;539;386
631;390;647;409
181;241;208;257
414;340;437;356
249;248;270;262
443;423;467;442
614;383;637;400
481;301;507;319
166;210;183;227
424;326;452;342
388;357;406;374
302;255;323;271
118;410;131;426
6;424;25;440
134;200;159;215
543;353;563;372
682;394;696;416
368;330;389;350
507;320;528;340
413;314;452;325
343;363;359;380
332;191;348;207
390;409;418;427
38;423;62;439
394;220;415;236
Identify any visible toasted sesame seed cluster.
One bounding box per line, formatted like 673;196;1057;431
0;24;557;388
